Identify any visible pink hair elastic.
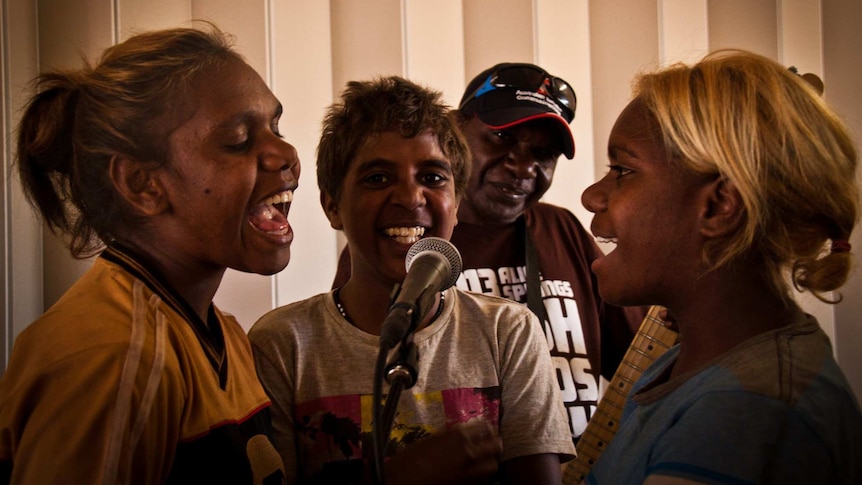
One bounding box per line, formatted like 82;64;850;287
831;239;852;253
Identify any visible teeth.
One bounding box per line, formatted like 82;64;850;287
248;190;293;235
384;226;425;244
384;227;426;237
262;190;294;206
597;237;618;244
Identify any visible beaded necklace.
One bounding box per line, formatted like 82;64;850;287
333;287;446;327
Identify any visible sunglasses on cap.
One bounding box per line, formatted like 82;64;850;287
459;64;576;121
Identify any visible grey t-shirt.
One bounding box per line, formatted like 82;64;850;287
249;287;574;484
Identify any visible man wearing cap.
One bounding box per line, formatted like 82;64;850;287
452;62;642;446
332;63;643;445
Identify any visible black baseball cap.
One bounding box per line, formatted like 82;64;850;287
459;62;576;159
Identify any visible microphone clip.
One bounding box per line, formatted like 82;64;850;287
383;282;420;387
384;334;419;389
377;332;419;459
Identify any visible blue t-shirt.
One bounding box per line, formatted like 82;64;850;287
588;313;862;485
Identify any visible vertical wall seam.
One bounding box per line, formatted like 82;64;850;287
704;1;710;53
817;0;824;75
400;0;408;77
532;0;539;62
777;0;784;61
1;0;10;371
658;0;666;64
266;0;274;87
266;0;277;311
112;0;119;45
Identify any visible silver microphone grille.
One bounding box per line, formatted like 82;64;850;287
405;237;463;290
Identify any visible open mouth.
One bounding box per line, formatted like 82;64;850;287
493;183;528;198
248;190;293;235
384;226;425;245
595;236;619;254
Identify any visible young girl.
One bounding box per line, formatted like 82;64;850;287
0;26;299;483
250;76;573;485
582;50;861;484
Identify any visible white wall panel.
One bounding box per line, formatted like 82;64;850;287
270;0;339;319
403;0;464;108
3;0;43;370
778;0;822;72
192;0;269;77
330;0;404;96
37;0;113;311
118;0;191;39
659;0;709;65
535;0;595;226
462;0;533;79
709;0;778;57
38;0;114;68
589;0;659;182
2;0;10;370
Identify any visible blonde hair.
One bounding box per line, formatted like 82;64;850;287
635;49;858;302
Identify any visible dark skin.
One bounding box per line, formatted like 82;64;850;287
322;131;457;338
322;130;559;484
110;58;300;321
456;115;565;225
453;115;575;482
581;97;795;389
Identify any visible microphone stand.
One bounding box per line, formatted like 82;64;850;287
370;238;461;485
371;283;422;485
380;334;419;440
371;336;419;485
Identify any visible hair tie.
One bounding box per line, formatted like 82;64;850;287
831;239;851;253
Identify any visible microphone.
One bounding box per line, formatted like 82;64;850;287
379;237;462;349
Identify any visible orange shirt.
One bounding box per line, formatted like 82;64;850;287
0;246;284;484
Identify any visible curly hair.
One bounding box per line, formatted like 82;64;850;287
316;76;471;205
